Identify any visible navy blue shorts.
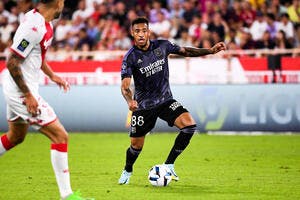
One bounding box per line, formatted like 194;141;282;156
129;99;188;137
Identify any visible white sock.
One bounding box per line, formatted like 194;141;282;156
0;141;6;156
51;144;73;199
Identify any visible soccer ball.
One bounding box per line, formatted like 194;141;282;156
148;164;172;186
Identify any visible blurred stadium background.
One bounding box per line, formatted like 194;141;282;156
1;1;300;199
1;0;300;133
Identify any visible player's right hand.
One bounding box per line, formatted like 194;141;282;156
51;74;70;93
23;92;39;117
128;100;138;111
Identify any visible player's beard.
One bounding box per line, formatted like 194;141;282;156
136;39;149;49
139;42;147;48
54;11;61;19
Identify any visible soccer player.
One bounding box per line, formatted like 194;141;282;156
118;17;226;184
0;1;93;199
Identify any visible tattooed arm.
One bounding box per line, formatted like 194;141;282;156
6;53;30;95
6;53;38;116
177;42;226;57
121;77;138;111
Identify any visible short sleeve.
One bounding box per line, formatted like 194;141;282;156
10;21;42;58
166;40;181;55
121;58;132;79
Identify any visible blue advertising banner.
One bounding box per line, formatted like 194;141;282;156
184;85;300;132
0;85;299;132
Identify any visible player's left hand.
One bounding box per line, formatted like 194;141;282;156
210;42;226;54
51;75;70;92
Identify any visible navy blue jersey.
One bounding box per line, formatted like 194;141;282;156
121;40;181;110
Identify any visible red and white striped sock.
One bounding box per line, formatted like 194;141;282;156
0;134;15;156
51;143;73;199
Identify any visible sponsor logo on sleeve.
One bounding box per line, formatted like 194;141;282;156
17;39;30;52
121;62;127;70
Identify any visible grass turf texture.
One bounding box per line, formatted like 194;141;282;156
0;133;299;200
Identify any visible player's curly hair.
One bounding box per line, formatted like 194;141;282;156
131;17;149;27
40;0;56;4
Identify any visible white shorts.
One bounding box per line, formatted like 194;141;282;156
5;94;57;130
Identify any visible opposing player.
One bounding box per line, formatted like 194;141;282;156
119;17;226;184
0;0;93;199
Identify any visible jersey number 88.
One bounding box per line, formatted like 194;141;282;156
131;116;144;126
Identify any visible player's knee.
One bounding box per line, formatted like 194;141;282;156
130;137;144;150
176;113;196;128
131;143;143;150
60;133;69;143
183;118;196;127
53;131;69;144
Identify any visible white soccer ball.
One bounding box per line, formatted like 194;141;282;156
148;164;172;187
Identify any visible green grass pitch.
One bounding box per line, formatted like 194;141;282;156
0;133;299;200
